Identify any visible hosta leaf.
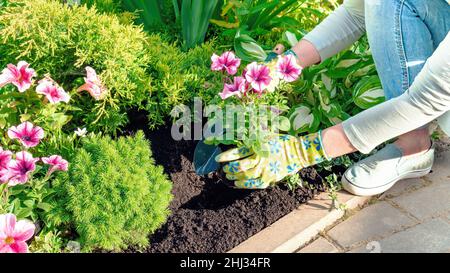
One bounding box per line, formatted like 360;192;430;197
283;30;299;47
320;73;337;98
329;117;343;125
335;59;359;68
234;31;267;62
289;105;320;134
352;76;385;109
273;116;290;132
350;63;377;78
327;60;367;79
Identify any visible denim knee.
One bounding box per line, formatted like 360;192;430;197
365;0;449;100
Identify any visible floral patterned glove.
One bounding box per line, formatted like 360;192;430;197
215;132;330;189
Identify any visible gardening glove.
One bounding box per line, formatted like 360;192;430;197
215;132;330;189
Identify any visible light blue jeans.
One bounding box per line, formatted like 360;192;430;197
342;0;450;153
365;0;450;99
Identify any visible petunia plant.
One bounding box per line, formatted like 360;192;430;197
205;50;302;155
0;60;96;253
0;121;69;253
0;61;104;151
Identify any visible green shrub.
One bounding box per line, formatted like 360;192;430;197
145;34;223;128
50;131;173;251
0;0;152;133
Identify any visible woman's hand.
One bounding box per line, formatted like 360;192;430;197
215;132;330;189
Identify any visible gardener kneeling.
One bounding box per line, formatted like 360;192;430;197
217;0;450;196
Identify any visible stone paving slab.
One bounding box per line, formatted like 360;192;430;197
425;144;450;185
349;218;450;253
392;180;450;221
297;237;338;253
380;178;428;199
229;191;370;253
298;139;450;253
327;201;417;249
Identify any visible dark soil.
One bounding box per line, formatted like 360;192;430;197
125;111;340;253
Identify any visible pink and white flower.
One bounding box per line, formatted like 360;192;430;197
0;148;12;170
244;62;272;93
36;78;70;104
219;76;247;100
6;151;39;186
265;59;281;93
0;213;35;253
276;54;302;83
211;51;241;75
7;122;44;148
41;155;68;176
0;148;12;184
0;169;10;185
0;61;36;92
77;66;106;100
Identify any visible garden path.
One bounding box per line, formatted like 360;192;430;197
298;134;450;253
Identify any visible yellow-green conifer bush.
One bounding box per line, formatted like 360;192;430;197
49;131;173;251
0;0;152;133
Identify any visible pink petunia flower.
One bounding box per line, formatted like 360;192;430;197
244;62;272;93
41;155;69;176
276;54;302;83
0;148;12;170
77;66;106;100
7;122;44;148
0;148;12;184
211;51;241;75
0;61;36;92
219;76;247;100
0;169;10;184
7;151;39;186
36;78;70;104
0;213;35;253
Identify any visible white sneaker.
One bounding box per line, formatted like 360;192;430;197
342;144;434;196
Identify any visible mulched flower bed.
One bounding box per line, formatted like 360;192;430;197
125;111;343;253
